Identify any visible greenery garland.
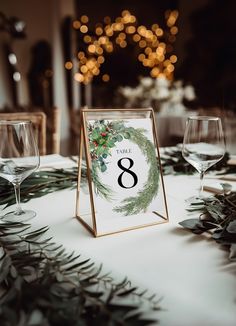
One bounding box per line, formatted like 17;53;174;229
0;217;160;325
179;191;236;262
0;167;80;209
1;145;235;324
87;120;159;216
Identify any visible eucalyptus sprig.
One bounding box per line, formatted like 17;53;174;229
0;217;160;325
179;192;236;261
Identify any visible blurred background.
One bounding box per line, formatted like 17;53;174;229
0;0;236;154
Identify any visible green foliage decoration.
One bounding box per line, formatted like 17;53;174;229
0;167;80;209
0;218;161;325
179;191;236;261
168;145;236;262
87;120;128;174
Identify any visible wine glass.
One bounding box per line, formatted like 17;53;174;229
0;120;40;221
182;116;225;202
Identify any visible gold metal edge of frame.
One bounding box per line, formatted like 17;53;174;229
151;110;169;222
76;214;168;237
81;107;153;112
81;111;98;234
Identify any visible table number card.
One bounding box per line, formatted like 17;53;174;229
76;108;169;237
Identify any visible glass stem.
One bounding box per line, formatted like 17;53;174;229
13;183;24;215
199;171;204;198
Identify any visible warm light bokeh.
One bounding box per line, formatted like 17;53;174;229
70;9;178;84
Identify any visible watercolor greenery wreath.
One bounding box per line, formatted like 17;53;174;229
87;119;160;215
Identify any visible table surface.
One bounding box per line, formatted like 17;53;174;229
5;155;236;326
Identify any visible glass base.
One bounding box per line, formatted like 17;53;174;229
2;209;36;223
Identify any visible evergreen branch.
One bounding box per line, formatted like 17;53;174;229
91;165;114;201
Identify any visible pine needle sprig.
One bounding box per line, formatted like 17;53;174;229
91;165;114;201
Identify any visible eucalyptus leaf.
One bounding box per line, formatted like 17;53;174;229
100;162;107;173
179;218;200;231
117;134;123;142
123;131;131;139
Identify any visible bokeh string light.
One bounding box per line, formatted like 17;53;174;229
65;9;178;85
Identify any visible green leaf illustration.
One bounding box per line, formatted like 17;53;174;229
87;119;160;216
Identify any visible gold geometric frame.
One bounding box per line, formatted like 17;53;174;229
75;107;169;237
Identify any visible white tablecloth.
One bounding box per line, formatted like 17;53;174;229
4;157;236;326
